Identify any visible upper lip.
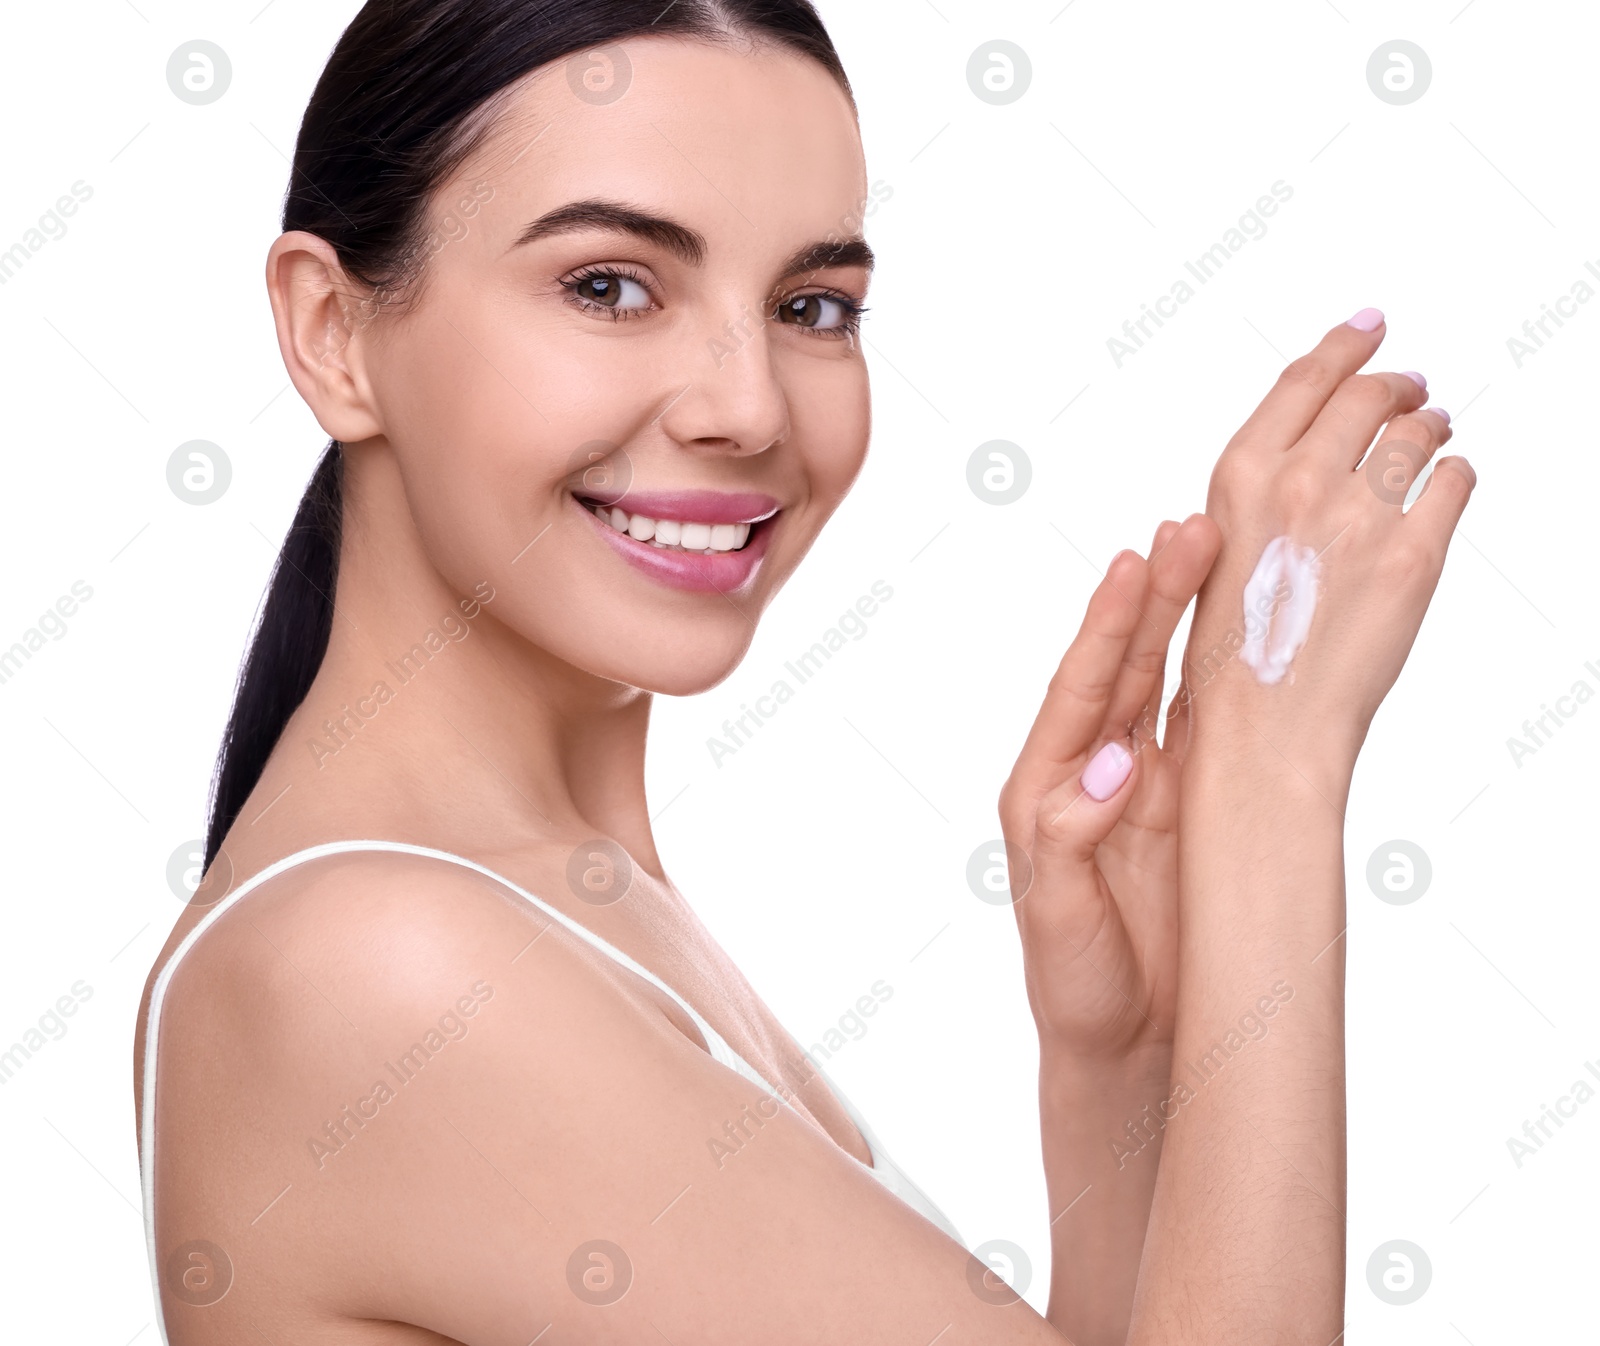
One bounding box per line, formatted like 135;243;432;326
575;489;782;526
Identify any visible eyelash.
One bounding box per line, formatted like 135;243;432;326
559;264;869;339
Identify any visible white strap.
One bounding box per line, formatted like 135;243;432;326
138;841;756;1335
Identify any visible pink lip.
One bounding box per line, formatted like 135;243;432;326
578;488;781;526
573;494;777;594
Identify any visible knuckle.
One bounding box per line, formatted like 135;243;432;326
1394;410;1448;445
1033;792;1082;848
1435;455;1476;495
997;776;1029;834
1275;462;1325;513
1388;536;1438;584
1334;373;1392;413
1121;646;1166;679
1281;353;1331;393
1047;666;1116;708
1208;448;1254;504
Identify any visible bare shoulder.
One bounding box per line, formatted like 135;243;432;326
145;848;657;1335
147;849;1053;1345
140;847;573;1123
147;846;635;1114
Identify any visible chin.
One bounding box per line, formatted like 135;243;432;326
624;638;757;698
556;620;760;699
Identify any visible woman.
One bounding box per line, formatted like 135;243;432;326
135;2;1474;1342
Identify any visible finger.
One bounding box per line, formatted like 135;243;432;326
1404;452;1477;553
1358;406;1453;506
1016;737;1141;954
1300;370;1430;470
1225;309;1390;455
1150;517;1181;558
1164;675;1195;766
1103;514;1223;750
1161;519;1229;765
1009;550;1150;790
1137;518;1181;720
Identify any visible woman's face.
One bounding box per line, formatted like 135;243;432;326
352;36;872;695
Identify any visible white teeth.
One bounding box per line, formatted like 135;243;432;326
586;501;757;554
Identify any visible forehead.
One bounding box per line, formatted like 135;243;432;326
457;36;867;255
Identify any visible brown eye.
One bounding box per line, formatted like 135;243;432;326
578;275;620;305
778;293;854;332
569;271;651;312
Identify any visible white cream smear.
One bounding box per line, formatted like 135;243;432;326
1239;535;1322;685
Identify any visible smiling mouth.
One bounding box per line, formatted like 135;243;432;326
576;496;772;555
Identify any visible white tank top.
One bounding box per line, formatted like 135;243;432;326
139;840;962;1342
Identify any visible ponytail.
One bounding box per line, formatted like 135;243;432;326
203;443;342;871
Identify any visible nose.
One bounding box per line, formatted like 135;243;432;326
653;308;791;460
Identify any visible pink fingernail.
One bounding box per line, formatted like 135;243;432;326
1427;407;1451;424
1081;741;1133;802
1346;307;1385;331
1402;370;1427;390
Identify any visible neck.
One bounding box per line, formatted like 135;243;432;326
237;447;666;879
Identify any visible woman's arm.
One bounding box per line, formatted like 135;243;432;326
1000;520;1221;1345
1126;311;1474;1341
1132;740;1352;1337
1038;1044;1173;1343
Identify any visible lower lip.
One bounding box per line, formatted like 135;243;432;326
573;494;776;594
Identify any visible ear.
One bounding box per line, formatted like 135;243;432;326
265;231;385;444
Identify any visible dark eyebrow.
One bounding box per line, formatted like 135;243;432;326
509;198;875;277
780;237;876;280
511;199;707;264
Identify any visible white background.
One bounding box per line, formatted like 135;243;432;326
1;0;1595;1339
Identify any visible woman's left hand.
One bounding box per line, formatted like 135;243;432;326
997;513;1221;1063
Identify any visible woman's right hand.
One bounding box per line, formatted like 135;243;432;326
1170;309;1477;773
1118;310;1477;1346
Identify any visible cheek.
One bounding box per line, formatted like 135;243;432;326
377;347;536;561
794;360;872;505
379;305;563;473
371;302;624;561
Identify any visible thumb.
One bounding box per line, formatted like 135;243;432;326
1033;737;1139;865
1015;737;1141;962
